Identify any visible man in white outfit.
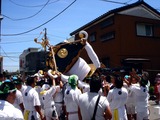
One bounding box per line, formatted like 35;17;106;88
40;73;60;120
53;80;64;119
64;74;82;120
0;80;24;120
78;75;112;120
23;76;44;120
12;77;25;113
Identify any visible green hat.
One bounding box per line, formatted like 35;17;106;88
68;75;78;89
0;81;17;94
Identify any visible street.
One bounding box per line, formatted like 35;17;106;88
149;100;160;120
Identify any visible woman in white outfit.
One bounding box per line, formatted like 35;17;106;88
125;75;139;120
107;75;128;120
129;78;150;120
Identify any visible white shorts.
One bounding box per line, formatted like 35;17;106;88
137;111;149;120
44;106;58;120
55;103;63;116
126;104;136;114
24;110;39;120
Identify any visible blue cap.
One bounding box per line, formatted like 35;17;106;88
12;76;18;80
4;79;11;82
124;75;130;79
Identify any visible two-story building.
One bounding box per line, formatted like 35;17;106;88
70;0;160;80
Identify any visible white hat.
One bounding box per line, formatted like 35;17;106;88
42;84;50;90
33;73;39;77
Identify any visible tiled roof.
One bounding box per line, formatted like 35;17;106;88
70;0;160;35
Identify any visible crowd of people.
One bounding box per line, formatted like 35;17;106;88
0;67;152;120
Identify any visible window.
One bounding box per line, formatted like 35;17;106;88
136;23;153;36
100;31;115;41
100;17;114;28
89;32;96;42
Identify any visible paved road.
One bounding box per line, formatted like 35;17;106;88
149;100;160;120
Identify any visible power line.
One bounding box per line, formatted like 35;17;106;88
0;40;33;44
3;0;51;21
1;33;43;37
9;0;60;8
1;52;22;54
101;0;160;11
0;34;67;44
125;0;134;3
1;47;17;62
2;56;19;58
1;0;77;36
100;0;129;5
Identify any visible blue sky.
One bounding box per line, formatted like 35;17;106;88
1;0;160;72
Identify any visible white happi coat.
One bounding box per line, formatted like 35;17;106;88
107;87;128;120
13;89;23;111
64;87;82;120
0;100;24;120
22;86;41;120
129;84;149;120
78;92;110;120
41;86;59;120
125;83;139;114
53;86;63;117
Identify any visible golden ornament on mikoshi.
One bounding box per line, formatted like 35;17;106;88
79;30;88;40
79;33;84;39
57;48;68;58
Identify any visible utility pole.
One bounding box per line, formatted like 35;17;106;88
0;0;3;73
0;0;3;56
44;28;47;40
0;0;3;55
43;28;48;51
0;0;2;55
